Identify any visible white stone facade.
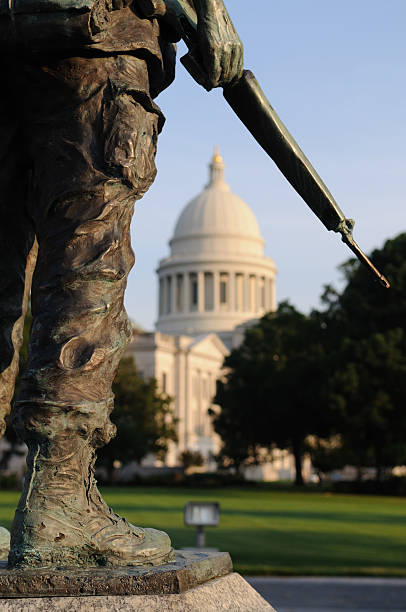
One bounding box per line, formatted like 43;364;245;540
127;331;228;467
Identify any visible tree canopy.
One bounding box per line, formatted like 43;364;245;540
322;233;406;478
338;233;406;336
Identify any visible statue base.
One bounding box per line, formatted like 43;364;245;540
0;551;275;610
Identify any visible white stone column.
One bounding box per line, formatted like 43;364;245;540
204;272;214;311
242;273;248;312
213;270;220;312
167;276;173;314
249;275;255;313
237;273;245;312
176;273;184;313
254;276;259;313
197;271;204;313
229;271;235;312
248;274;256;313
184;350;190;448
171;274;176;314
162;275;168;315
264;275;270;312
196;369;201;432
258;276;265;313
158;276;164;316
184;271;190;312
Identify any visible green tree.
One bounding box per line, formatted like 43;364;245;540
306;435;353;481
179;449;204;471
330;330;406;480
323;233;406;339
323;233;406;480
98;356;177;480
214;302;330;485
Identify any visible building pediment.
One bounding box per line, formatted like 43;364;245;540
186;333;229;360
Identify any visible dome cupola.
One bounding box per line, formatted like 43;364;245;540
156;150;277;343
170;148;264;258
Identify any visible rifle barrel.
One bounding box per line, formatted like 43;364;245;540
224;71;390;288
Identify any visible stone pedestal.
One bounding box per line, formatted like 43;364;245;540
0;573;274;611
0;551;276;611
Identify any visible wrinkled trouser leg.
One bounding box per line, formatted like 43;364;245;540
16;55;159;415
0;85;37;439
8;55;172;567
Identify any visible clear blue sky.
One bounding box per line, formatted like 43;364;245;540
126;0;405;330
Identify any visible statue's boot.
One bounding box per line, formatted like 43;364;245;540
9;402;173;568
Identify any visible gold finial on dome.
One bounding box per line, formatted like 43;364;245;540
209;146;225;186
212;146;223;164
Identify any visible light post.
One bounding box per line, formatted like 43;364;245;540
184;502;220;550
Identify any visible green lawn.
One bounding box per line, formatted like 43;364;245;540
1;487;406;576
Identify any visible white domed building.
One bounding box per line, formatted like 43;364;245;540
128;151;298;478
155;149;276;347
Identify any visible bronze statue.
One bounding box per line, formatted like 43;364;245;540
0;0;388;571
0;0;242;568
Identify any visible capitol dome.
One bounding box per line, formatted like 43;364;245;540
156;150;277;343
171;149;264;258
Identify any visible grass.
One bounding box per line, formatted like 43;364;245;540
1;486;406;576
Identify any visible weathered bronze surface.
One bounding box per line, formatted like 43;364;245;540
0;551;232;597
0;0;243;569
0;0;386;576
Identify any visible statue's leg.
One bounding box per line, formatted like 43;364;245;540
9;55;172;568
0;106;37;439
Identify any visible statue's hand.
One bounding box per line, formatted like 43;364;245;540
136;0;166;17
185;0;243;90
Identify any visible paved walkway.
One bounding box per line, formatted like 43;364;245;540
245;576;406;612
